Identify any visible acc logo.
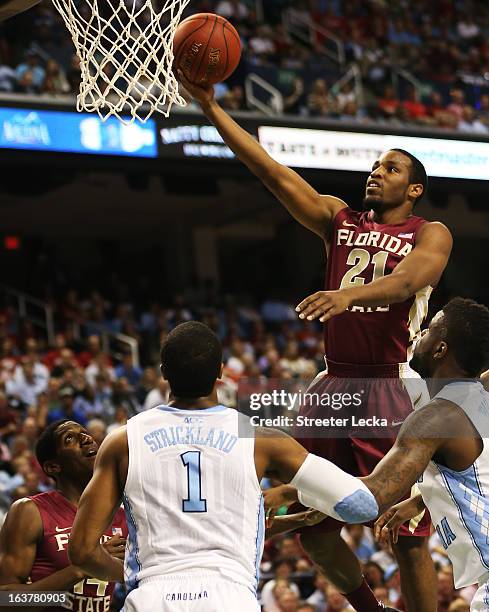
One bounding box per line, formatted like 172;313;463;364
184;417;204;425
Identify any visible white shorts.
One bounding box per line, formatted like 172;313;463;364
123;572;260;612
470;575;489;611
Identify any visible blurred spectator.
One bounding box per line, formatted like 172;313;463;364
115;350;143;388
272;24;294;61
107;404;129;434
221;87;245;111
384;564;402;607
457;15;480;43
344;524;375;563
20;416;39;452
477;94;489;128
6;360;47;406
276;590;300;612
41;59;70;96
136;367;158;404
378;85;400;119
24;470;41;496
109;377;137;416
215;0;249;22
249;25;276;62
438;567;457;612
19;339;50;387
78;335;105;368
426;91;447;123
307;79;333;117
364;560;385;590
86;418;107;446
369;538;395;572
458;105;489;134
334;82;356;113
0;338;19;384
447;88;466;122
324;585;352;611
402;85;427;121
306;572;329;610
339;100;364;122
143;378;170;410
283;77;305;115
0;57;16;92
46;385;87;426
279;341;315;378
85;354;116;387
66;54;81;93
15;50;45;89
0;392;17;441
50;348;78;378
261;559;301;611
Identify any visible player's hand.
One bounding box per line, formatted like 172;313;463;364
296;290;352;323
176;69;215;106
263;484;299;527
374;497;424;545
102;534;126;560
303;509;327;526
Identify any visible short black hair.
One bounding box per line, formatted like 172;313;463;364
442;297;489;376
391;148;428;204
35;419;70;474
160;322;222;398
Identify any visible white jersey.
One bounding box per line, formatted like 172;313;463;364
123;404;264;595
418;381;489;588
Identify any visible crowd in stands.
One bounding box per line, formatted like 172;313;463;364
0;282;479;611
0;0;489;134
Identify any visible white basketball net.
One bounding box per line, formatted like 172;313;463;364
51;0;191;123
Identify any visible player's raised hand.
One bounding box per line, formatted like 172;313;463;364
102;534;127;560
176;69;215;106
296;290;351;323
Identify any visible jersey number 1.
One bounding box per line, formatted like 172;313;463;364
181;451;207;513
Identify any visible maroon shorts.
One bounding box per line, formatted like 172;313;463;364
291;360;431;538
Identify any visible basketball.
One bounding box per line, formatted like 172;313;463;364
173;13;242;86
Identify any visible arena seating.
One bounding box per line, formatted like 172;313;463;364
0;0;488;133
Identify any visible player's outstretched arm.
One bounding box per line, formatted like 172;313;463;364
296;221;453;322
177;71;346;238
69;428;127;582
255;428;378;524
0;499;86;610
360;403;454;513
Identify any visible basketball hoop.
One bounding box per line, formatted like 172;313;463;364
50;0;191;123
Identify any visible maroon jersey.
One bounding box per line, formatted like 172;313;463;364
325;207;431;366
29;490;127;612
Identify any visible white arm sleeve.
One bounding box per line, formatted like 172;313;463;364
290;453;379;523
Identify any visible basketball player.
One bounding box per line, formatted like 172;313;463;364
0;419;128;612
68;322;396;612
267;297;489;612
178;71;453;611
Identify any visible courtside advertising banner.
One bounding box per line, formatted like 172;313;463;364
258;125;489;181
